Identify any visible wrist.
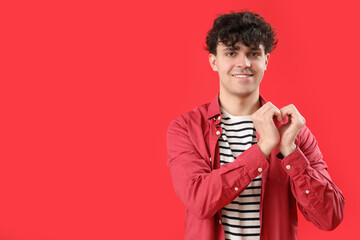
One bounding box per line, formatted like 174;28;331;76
278;143;297;157
257;141;276;158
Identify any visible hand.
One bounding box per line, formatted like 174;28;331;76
277;104;306;157
251;102;283;158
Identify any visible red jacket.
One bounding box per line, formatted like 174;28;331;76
166;93;344;240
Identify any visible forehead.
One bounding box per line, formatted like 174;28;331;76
217;42;265;52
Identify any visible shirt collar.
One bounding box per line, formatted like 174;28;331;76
207;92;268;120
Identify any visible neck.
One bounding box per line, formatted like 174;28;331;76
219;89;261;116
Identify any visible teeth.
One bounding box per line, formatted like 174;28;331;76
233;75;251;77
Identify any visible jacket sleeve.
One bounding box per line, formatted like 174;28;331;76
166;118;269;219
278;125;345;230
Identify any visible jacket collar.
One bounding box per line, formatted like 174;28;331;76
207;92;268;119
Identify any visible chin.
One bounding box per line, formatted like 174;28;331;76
232;91;253;97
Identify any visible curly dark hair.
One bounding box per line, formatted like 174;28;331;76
205;11;278;55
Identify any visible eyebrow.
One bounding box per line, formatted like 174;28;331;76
222;47;239;52
222;46;262;52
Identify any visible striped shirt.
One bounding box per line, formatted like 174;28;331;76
219;106;261;240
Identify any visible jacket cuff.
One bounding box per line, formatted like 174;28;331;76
240;144;270;178
279;147;310;177
277;145;324;212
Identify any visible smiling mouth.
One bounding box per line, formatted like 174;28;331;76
232;74;254;78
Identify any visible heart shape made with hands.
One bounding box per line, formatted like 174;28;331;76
273;106;305;146
273;110;290;128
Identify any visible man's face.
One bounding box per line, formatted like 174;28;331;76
209;41;270;97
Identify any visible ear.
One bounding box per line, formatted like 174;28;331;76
264;53;270;70
209;53;218;71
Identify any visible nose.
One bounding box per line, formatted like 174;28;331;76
235;54;251;69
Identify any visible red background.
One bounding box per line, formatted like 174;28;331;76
0;0;358;239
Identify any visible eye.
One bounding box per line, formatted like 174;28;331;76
226;52;236;56
250;52;260;57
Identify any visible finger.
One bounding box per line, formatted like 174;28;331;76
252;102;276;121
280;105;296;119
280;105;306;126
263;103;282;121
273;109;283;122
256;102;274;114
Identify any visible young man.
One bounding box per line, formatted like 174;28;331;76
166;11;344;240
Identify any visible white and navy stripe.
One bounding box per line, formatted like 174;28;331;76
219;107;261;240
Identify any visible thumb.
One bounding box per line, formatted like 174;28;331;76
275;112;283;122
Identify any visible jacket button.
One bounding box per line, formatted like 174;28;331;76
218;116;221;120
234;187;239;191
286;165;291;170
258;167;263;172
209;157;212;163
219;219;222;224
216;131;221;135
305;190;310;194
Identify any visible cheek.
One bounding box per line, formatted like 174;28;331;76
219;63;232;73
254;62;266;72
